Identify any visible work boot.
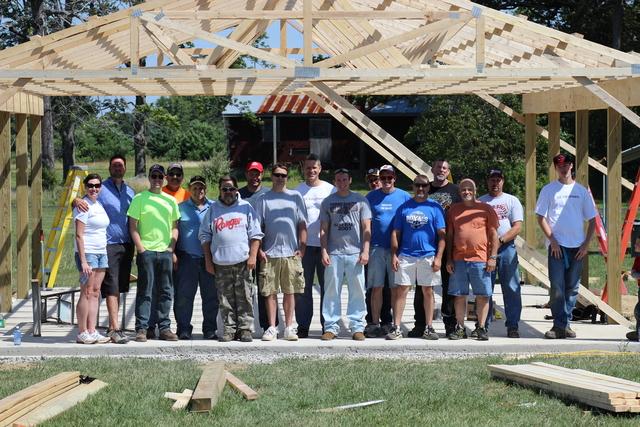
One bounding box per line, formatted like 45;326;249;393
159;329;178;341
135;329;148;343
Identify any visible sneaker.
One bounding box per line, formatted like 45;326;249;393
107;329;129;344
297;326;309;339
626;330;639;341
565;327;576;338
239;330;253;342
364;324;381;338
135;329;147;342
544;327;566;339
76;331;97;344
219;333;234;342
381;324;393;335
470;327;479;339
448;325;468;340
262;326;278;341
146;329;157;340
284;326;298;341
90;331;111;344
321;331;336;341
352;332;365;341
159;329;178;341
476;327;489;341
507;328;520;339
422;326;439;340
408;327;425;338
385;325;403;340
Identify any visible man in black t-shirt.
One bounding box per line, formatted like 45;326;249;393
408;159;461;339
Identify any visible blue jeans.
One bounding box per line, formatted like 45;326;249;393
295;247;326;331
173;251;218;336
486;243;522;330
322;254;366;334
135;250;174;332
548;246;583;329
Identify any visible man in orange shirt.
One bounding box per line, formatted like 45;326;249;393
162;163;191;203
446;179;499;341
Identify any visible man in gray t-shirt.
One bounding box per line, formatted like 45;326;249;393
319;169;371;340
254;163;308;342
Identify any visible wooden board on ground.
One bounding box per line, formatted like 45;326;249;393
225;371;258;401
191;362;226;412
488;362;640;412
12;379;108;427
164;389;193;411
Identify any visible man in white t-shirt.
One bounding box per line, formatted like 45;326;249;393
294;154;335;337
479;169;524;338
536;154;596;339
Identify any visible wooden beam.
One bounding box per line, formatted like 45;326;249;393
575;110;590;289
140;13;297;68
524;113;537;265
130;14;140;73
575;76;640;131
280;20;287;58
315;18;469;68
478;93;634;191
30;115;42;281
607;107;622;316
15;114;29;299
0;79;32;107
547;112;560;181
162;10;457;20
140;19;192;66
0;372;79;416
191;362;226;412
0;112;11;312
303;0;313;66
475;15;485;72
225;372;258;400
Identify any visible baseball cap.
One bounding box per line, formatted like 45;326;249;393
366;168;380;177
167;162;183;172
149;164;165;176
487;169;504;178
246;161;264;173
553;153;573;166
379;165;395;174
189;175;207;186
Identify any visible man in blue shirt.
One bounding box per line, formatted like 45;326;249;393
365;165;411;337
174;176;218;340
74;155;134;344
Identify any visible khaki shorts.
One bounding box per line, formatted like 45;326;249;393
259;256;305;296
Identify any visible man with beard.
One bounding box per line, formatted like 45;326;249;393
163;163;190;203
200;176;263;342
409;159;461;339
446;179;499;341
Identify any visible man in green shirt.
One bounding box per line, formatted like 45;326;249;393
128;164;181;342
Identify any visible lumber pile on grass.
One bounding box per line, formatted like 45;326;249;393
488;362;640;413
0;372;107;426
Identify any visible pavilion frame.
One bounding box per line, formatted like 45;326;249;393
0;0;638;325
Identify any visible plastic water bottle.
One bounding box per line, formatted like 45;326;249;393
0;314;4;329
13;326;21;346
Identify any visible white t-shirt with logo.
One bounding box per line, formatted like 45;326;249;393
478;193;524;238
295;181;335;247
73;198;110;254
535;180;597;248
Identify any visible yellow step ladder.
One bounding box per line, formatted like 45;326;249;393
39;166;88;288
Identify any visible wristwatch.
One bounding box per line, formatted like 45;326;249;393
489;255;498;260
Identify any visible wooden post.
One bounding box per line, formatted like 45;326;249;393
280;19;287;58
548;112;560;181
16;114;30;299
30;115;42;281
0;112;11;312
524;113;537;284
575;110;589;289
303;0;313;66
606;107;622;315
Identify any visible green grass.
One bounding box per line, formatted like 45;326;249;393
2;355;640;426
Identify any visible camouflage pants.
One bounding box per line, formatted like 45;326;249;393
215;262;254;335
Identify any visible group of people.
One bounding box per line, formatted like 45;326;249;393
71;151;596;344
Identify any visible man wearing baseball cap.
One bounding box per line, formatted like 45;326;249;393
536;153;596;339
238;161;273;332
479;168;524;338
174;176;219;340
163;162;190;203
366;168;381;191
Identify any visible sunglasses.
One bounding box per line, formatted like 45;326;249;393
150;174;164;180
272;173;288;178
335;168;350;175
85;183;101;189
168;172;183;178
380;176;394;181
221;187;237;193
367;178;380;183
413;183;429;188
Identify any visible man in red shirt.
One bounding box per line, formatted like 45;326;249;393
446;179;499;341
